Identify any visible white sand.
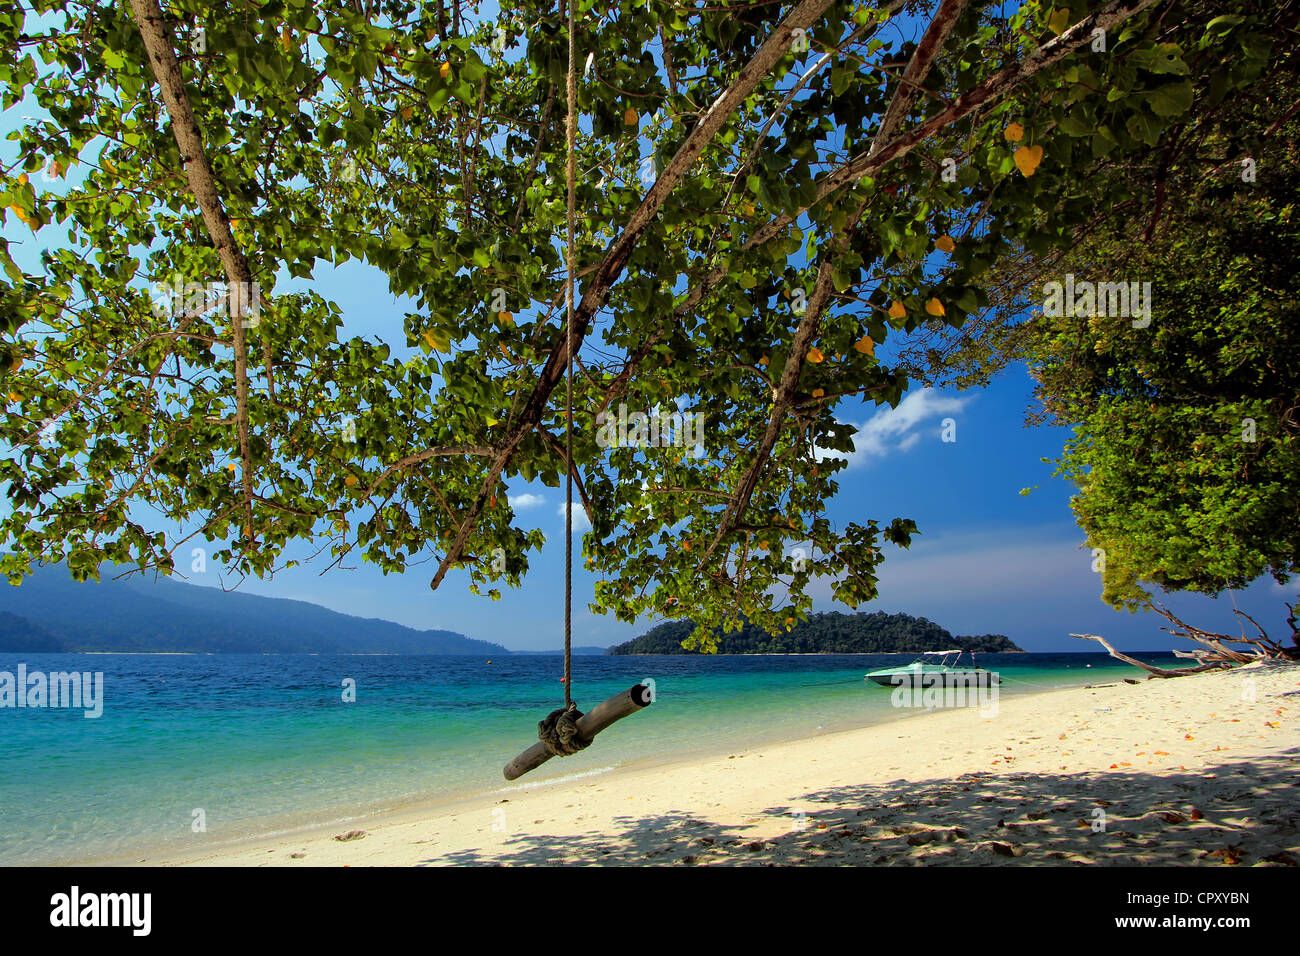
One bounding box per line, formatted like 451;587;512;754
157;661;1299;866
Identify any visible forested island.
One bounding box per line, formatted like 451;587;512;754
606;612;1022;655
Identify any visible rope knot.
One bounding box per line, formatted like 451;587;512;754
537;701;591;757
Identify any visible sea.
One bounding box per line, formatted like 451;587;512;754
0;651;1191;865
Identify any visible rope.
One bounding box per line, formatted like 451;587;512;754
563;0;577;708
537;701;592;756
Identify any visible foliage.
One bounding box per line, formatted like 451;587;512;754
884;1;1299;610
0;0;1251;647
891;3;1286;392
1031;9;1297;608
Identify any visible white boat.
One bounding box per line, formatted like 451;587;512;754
864;649;999;687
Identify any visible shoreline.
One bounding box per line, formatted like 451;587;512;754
131;661;1298;867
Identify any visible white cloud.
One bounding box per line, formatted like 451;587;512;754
817;388;970;469
557;500;592;532
795;526;1086;606
509;492;546;510
868;528;1088;604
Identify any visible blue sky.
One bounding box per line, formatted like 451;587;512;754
3;5;1294;653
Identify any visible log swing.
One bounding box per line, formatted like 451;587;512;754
503;0;652;781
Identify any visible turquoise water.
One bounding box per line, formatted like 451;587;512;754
0;651;1179;864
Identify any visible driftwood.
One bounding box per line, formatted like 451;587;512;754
1070;633;1232;677
1151;599;1300;663
504;684;653;781
1071;598;1300;677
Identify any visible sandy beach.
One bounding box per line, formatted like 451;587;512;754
157;662;1298;867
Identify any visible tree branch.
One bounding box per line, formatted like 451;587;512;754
128;0;258;544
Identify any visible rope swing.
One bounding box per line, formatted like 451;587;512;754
503;0;652;781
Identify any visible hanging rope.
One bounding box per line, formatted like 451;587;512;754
562;0;577;708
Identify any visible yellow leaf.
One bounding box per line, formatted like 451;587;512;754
854;335;875;355
226;463;236;472
1013;144;1043;177
422;330;450;352
811;388;824;398
498;310;513;326
888;300;906;319
623;107;638;126
440;61;452;79
345;475;358;487
935;235;955;253
1047;8;1071;35
807;347;824;363
1004;122;1024;143
925;298;945;316
758;355;769;366
17;173;27;186
400;106;412;120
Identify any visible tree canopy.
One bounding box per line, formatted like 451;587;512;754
889;1;1297;611
1035;52;1300;610
0;0;1271;649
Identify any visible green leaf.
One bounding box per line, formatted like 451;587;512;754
1146;81;1194;117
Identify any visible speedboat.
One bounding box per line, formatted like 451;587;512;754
864;649;1000;687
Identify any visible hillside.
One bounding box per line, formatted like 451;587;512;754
0;610;68;653
0;562;508;655
606;611;1022;655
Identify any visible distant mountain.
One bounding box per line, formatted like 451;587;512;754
606;611;1023;655
0;610;68;652
0;562;509;655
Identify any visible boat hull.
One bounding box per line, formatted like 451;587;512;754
865;670;999;687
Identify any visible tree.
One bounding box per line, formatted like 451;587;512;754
1031;35;1300;613
905;2;1298;610
885;2;1300;665
0;0;1242;651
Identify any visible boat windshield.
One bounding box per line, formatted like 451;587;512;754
916;650;965;667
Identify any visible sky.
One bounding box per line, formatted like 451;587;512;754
2;4;1294;654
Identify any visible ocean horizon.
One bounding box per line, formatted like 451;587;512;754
0;650;1187;865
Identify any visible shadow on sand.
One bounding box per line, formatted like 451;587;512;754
420;748;1299;866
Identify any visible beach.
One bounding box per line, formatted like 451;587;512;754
158;661;1299;867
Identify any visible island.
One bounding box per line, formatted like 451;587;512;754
606;611;1023;655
